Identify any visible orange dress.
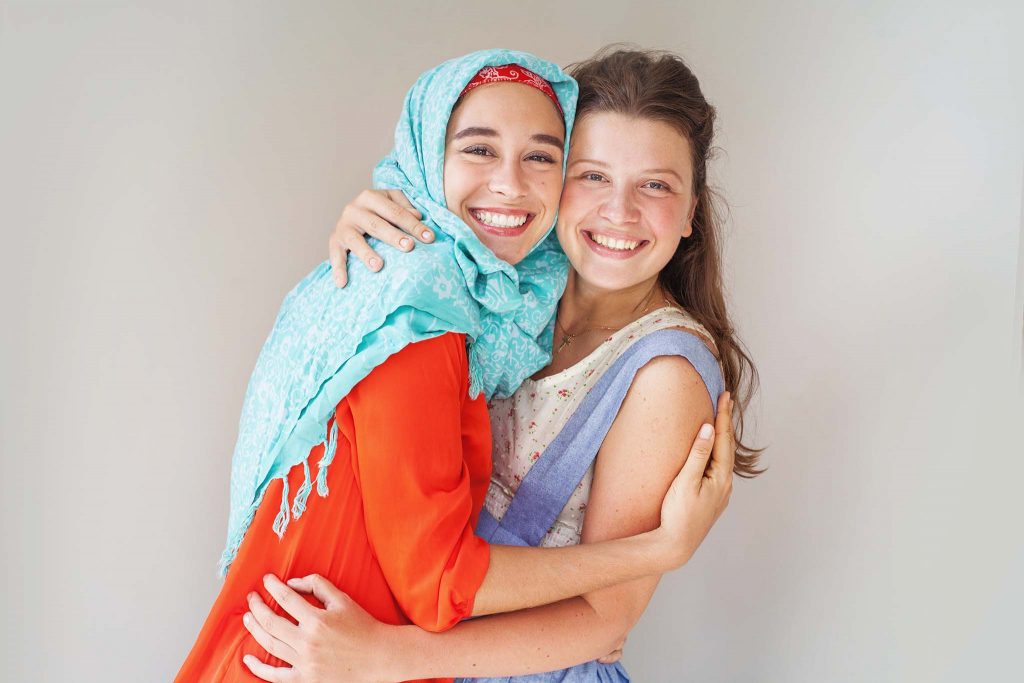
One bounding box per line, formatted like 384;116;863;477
176;333;492;683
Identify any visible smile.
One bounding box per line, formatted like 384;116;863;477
582;230;649;259
470;208;535;236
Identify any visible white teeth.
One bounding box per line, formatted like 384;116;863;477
591;232;640;251
472;210;528;228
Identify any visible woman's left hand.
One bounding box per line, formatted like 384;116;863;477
241;573;401;683
657;391;736;569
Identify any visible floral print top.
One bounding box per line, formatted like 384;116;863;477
484;306;717;548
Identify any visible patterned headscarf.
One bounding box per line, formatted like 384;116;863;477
219;49;577;576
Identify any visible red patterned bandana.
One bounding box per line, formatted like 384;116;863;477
459;64;563;115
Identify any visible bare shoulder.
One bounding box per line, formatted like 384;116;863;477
582;340;715;542
624;352;711;416
597;354;712;472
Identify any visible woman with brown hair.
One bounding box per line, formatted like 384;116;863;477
243;47;761;682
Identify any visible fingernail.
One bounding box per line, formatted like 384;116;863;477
422;230;433;240
369;257;382;270
399;237;412;250
243;612;251;625
699;423;713;439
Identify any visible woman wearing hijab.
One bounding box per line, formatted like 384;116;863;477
176;49;734;683
240;47;756;683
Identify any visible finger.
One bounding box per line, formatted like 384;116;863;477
263;574;319;624
341;211;385;272
243;610;298;665
386;189;422;219
329;235;350;288
285;574;347;611
242;654;295;683
248;591;301;644
378;190;433;242
361;208;420;252
679;420;714;490
707;392;736;481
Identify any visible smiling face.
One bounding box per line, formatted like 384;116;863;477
443;82;566;265
557;111;697;292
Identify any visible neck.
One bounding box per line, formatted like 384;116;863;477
558;270;666;330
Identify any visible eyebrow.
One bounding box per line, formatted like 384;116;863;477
452;126;564;148
569;158;685;182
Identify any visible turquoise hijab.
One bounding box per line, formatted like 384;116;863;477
219;50;577;576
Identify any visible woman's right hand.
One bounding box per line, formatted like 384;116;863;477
329;189;435;287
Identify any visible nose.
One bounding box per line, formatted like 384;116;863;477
598;184;640;225
487;157;527;200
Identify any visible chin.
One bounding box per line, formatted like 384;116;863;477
579;263;651;292
488;246;522;266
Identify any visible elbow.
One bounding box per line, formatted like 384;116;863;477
607;613;638;647
403;601;465;634
403;608;459;634
402;583;479;633
584;597;641;652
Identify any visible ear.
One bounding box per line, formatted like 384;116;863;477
681;195;697;238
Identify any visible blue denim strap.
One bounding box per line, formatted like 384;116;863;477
490;328;724;547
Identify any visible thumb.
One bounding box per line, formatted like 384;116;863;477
287;574;347;610
680;422;715;486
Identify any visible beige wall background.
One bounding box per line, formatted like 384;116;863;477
3;1;1022;681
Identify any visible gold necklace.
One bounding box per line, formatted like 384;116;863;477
554;287;669;353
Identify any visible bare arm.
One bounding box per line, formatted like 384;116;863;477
390;354;717;678
470;355;712;618
242;384;736;682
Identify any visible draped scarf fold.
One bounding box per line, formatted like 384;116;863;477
219;49;577;576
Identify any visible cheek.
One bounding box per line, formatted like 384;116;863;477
528;171;564;213
556;181;588;222
647;202;689;244
442;159;472;209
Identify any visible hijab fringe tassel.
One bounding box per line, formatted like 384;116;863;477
290;459;313;520
273;418;339;539
219;418;339;577
271;476;290;538
316;418;339;497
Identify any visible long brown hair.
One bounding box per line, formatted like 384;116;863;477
567;46;765;477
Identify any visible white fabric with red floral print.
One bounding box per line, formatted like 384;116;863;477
484;306;717;547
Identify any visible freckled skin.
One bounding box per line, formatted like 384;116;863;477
557;112;697;293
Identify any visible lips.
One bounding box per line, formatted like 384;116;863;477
469;208;535;237
582;230;649;259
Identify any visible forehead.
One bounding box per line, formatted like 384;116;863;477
447;82;564;134
570;112;692;172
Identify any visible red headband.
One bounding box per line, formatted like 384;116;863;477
459;64;563;116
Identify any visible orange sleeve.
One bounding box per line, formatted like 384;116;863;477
346;333;491;632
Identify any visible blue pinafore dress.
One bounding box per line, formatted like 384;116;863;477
459;328;725;682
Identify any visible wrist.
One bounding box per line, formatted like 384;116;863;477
647;526;688;572
380;624;420;680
